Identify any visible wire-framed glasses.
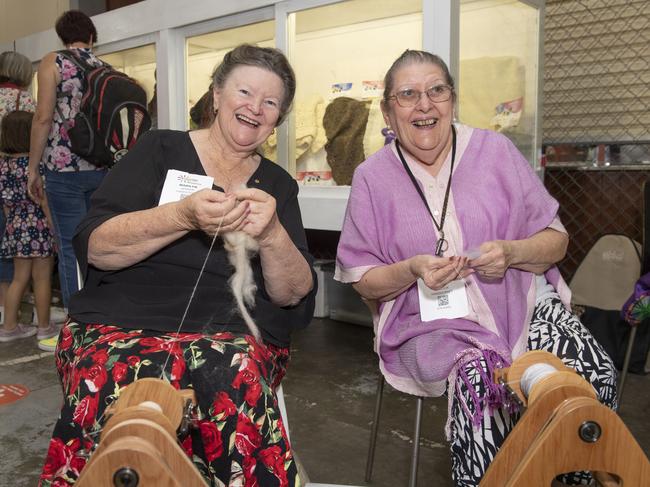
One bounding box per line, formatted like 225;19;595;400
388;85;453;107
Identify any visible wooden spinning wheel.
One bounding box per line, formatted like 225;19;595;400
481;351;650;487
76;378;207;487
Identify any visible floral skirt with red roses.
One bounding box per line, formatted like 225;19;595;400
40;321;299;487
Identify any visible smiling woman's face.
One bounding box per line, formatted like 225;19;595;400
212;65;285;153
382;62;454;165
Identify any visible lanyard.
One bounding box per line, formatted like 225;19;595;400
395;125;457;257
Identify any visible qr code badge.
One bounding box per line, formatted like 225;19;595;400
437;294;450;307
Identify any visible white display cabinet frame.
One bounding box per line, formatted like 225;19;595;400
12;0;543;231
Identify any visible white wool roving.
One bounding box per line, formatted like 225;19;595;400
222;231;261;341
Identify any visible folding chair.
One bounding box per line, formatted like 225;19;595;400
569;234;642;403
365;375;424;487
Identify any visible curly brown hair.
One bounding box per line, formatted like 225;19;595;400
55;10;98;45
211;44;295;126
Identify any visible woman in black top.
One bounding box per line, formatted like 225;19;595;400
40;45;315;487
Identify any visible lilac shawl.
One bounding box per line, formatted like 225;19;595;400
335;126;569;399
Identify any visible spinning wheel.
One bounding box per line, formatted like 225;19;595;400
481;351;650;487
76;378;207;487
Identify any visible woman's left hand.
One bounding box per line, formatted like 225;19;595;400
231;188;280;245
468;240;513;280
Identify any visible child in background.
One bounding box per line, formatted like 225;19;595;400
0;224;13;323
0;50;37;324
0;111;55;342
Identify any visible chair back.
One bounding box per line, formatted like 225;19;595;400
569;234;642;310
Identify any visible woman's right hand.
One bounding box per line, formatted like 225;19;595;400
409;254;472;291
27;168;45;203
177;189;248;235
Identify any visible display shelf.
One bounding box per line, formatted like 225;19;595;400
297;185;350;230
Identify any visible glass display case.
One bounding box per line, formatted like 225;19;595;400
458;0;541;166
186;20;275;129
288;0;422;186
14;0;544;230
285;0;542;229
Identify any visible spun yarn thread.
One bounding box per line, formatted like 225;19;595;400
520;362;557;398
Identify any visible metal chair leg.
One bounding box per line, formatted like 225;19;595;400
365;374;385;482
618;324;638;409
408;396;424;487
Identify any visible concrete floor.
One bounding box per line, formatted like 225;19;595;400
1;316;649;487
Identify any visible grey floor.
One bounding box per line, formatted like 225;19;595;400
1;316;649;487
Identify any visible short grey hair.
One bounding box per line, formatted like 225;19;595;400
211;44;296;126
0;51;33;88
382;49;456;105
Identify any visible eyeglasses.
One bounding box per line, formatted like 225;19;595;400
388;85;453;107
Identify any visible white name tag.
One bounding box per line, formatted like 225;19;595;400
158;169;214;206
417;278;469;321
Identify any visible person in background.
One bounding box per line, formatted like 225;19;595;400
40;44;315;486
27;10;108;323
0;111;55;343
0;51;35;123
147;69;157;129
335;49;617;487
0;51;36;323
189;83;215;129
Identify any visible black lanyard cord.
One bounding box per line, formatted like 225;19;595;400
395;125;457;256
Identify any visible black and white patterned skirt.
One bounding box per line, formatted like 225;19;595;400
449;297;618;487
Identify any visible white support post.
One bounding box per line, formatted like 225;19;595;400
422;0;459;84
274;3;295;174
156;28;186;130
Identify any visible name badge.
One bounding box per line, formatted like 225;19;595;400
158;169;214;206
417;278;469;321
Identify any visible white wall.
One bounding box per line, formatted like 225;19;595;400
0;0;69;43
14;0;278;61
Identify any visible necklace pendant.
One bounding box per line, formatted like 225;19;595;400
435;237;448;257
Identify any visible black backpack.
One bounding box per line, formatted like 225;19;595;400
56;50;151;168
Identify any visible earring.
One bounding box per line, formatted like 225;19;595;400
382;126;396;146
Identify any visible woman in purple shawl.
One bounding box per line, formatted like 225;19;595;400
335;50;617;486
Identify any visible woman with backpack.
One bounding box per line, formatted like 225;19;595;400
27;10;108;322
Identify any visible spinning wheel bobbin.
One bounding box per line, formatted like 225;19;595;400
493;350;572;407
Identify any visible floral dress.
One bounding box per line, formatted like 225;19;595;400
0;85;35;146
42;48;105;172
0;85;35;122
0;155;53;258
